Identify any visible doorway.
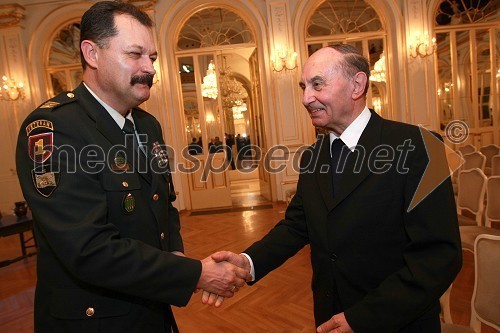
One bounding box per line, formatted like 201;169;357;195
175;7;271;210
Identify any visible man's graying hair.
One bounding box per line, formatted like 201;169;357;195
328;44;371;95
79;1;153;70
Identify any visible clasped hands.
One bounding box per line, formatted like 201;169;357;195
196;251;250;307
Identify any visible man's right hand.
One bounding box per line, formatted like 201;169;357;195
196;255;252;298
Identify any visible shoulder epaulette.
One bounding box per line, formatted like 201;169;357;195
37;91;78;111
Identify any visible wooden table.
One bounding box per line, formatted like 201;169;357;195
0;213;37;267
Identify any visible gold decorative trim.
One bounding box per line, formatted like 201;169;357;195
124;0;158;10
0;4;25;28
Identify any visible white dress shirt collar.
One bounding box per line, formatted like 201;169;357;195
330;106;371;153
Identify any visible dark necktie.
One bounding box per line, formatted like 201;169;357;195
331;138;346;196
123;118;150;180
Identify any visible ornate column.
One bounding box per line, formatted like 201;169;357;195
0;3;31;211
403;0;439;130
266;0;309;201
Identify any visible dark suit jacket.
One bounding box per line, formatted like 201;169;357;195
245;111;462;333
16;83;201;333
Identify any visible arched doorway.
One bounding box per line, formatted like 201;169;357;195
173;6;271;210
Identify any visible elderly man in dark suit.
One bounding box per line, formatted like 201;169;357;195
208;45;462;333
16;2;249;332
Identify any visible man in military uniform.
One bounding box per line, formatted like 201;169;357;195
16;2;250;332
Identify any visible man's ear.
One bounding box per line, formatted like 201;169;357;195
81;40;98;69
352;72;368;100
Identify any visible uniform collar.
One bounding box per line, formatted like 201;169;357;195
83;82;133;129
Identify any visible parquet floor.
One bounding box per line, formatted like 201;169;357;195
0;200;497;332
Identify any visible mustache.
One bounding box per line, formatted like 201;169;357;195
131;74;154;88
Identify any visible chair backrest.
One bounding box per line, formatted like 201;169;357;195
492;155;500;176
462;152;486;171
479;144;500;168
485;176;500;227
471;234;500;331
459;144;476;156
457;168;487;225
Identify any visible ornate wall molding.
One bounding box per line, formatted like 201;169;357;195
0;4;25;29
124;0;158;10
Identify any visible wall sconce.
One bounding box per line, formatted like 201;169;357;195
0;75;25;101
408;32;436;59
271;48;297;72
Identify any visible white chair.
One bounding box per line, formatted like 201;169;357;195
441;234;500;332
479;144;500;176
458;144;476;156
456;168;487;227
462;152;486;172
491;155;500;176
485;176;500;228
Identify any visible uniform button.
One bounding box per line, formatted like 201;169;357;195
330;254;338;262
160;232;165;240
153;194;159;200
67;92;75;98
122;181;129;187
86;307;95;317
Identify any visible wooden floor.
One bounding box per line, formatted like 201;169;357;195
0;199;497;332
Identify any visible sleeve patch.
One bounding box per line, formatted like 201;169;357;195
32;168;59;197
28;132;53;163
26;119;53;136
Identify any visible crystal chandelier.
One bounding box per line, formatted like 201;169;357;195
219;56;248;113
201;60;218;99
370;53;386;83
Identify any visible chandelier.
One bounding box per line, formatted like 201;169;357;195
219;56;248;115
231;101;247;120
370;53;386;83
201;60;218;99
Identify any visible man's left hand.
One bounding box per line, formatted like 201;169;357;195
317;312;353;333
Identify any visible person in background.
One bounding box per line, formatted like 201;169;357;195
206;44;461;333
16;2;249;332
188;137;202;155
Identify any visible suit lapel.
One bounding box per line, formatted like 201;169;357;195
328;110;383;211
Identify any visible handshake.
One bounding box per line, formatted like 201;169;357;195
196;251;251;307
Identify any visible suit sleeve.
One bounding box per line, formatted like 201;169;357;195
344;131;462;332
17;111;201;307
244;150;312;281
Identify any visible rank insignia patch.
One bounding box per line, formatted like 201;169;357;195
31;168;60;197
123;193;136;214
40;101;60;109
28;132;53;163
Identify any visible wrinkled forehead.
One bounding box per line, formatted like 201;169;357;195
301;48;340;82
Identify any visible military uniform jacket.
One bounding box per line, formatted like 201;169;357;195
245;111;462;333
16;83;201;332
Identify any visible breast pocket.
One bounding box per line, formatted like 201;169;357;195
100;172;141;216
